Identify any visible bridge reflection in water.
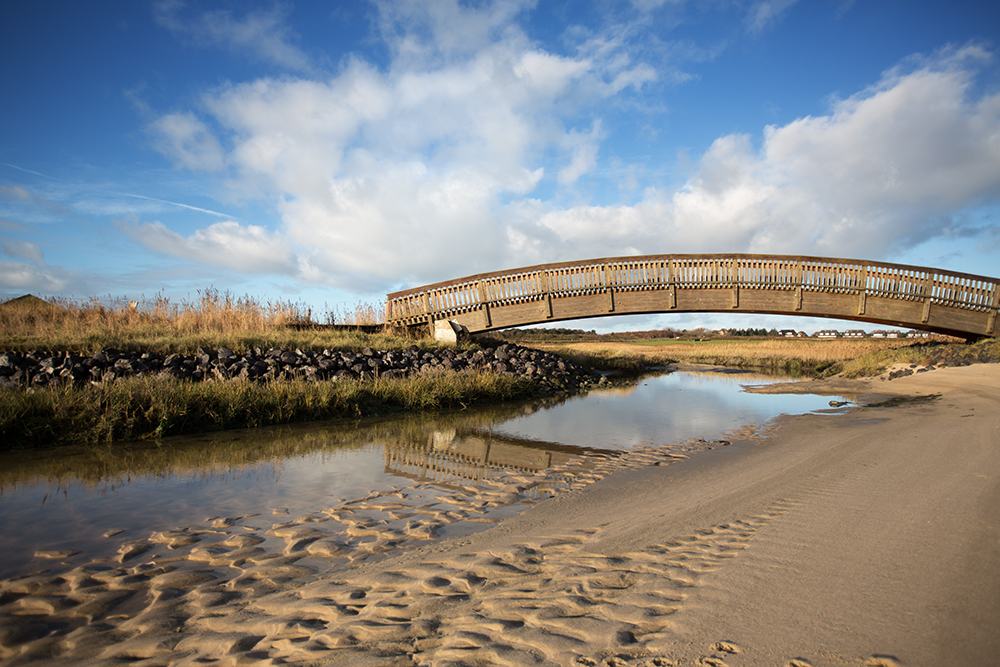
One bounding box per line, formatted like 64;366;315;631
383;429;618;500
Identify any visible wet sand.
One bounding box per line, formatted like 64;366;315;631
1;365;998;666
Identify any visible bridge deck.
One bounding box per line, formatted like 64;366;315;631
386;254;999;340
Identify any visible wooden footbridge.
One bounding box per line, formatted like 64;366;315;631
386;254;999;340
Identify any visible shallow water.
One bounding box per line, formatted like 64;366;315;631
0;369;846;579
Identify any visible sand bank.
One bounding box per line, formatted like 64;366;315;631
1;365;997;666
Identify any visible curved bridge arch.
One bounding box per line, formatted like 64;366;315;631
386;254;1000;340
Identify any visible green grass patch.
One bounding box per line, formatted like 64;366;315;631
0;371;537;451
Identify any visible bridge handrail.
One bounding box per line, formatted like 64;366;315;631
385;253;1000;328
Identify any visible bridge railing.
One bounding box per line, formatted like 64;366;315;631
385;254;1000;330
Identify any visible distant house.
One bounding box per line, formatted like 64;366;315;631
843;330;866;338
871;330;887;338
779;329;797;337
886;330;901;338
908;330;931;338
816;329;839;338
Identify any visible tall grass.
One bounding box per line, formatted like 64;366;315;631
0;370;537;450
0;291;404;355
328;301;386;326
534;338;922;376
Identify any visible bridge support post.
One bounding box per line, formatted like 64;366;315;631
856;266;868;316
794;262;803;311
477;281;492;329
602;263;615;312
668;260;677;308
422;292;434;336
540;271;553;319
921;275;934;324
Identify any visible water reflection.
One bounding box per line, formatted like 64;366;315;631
384;430;615;499
0;369;846;580
492;368;847;449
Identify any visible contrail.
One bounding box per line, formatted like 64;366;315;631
1;163;67;181
124;194;235;219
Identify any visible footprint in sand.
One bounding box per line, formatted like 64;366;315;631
865;657;901;667
696;657;729;667
712;641;740;654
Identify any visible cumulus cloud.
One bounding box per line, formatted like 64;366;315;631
153;0;311;71
116;217;299;275
528;45;1000;263
144;0;1000;291
145;0;658;287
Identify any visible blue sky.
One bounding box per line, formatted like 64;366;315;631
2;0;999;333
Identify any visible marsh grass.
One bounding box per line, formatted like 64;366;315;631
837;336;1000;377
0;291;407;355
0;370;536;450
329;301;386;326
533;338;923;377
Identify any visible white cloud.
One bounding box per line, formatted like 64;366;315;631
527;48;1000;264
143;0;659;289
2;240;44;265
373;0;536;65
150;112;226;171
0;261;69;293
116;217;298;275
747;0;800;33
557;121;603;186
143;1;1000;295
154;0;311;71
0;184;73;216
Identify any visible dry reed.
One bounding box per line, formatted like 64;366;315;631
534;338;923;376
0;291;400;355
328;301;386;326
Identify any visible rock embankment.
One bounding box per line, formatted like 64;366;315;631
0;343;603;393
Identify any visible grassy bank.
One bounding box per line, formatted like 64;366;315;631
532;337;1000;378
4;293;997;451
0;292;537;451
0;370;537;451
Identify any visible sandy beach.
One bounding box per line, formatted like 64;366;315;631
1;364;998;666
